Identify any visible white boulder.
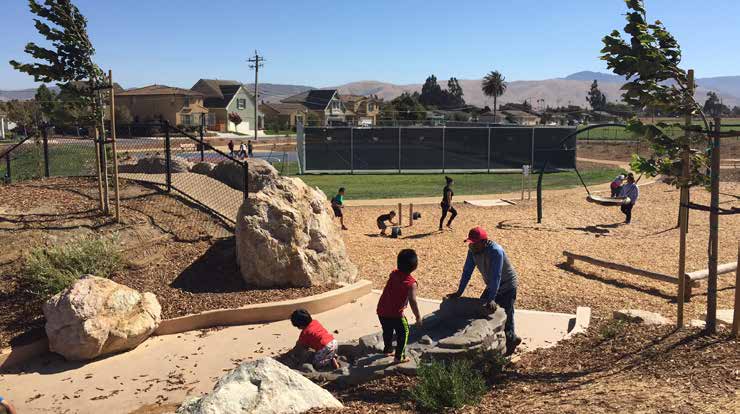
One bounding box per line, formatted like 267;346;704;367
177;358;342;414
43;275;162;361
235;175;357;287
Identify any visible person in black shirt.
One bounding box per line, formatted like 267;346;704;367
439;176;457;231
247;140;254;158
227;140;235;156
376;211;397;236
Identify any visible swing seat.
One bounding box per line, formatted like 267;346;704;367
587;195;631;206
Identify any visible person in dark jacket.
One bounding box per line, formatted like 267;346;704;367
439;176;457;231
376;211;397;236
447;226;521;356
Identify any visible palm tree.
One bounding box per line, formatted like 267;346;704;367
481;71;507;122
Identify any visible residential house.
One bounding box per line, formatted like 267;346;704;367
502;110;540;125
115;85;208;128
281;89;348;125
338;94;382;125
478;110;509;124
191;79;263;133
260;102;309;130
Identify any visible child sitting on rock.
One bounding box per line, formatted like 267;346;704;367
376;210;397;236
289;309;340;370
376;249;423;364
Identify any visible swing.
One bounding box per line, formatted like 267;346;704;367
586;195;631;206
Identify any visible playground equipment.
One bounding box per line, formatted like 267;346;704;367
586;195;631;206
396;203;420;227
563;251;737;300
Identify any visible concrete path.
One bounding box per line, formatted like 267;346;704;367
0;292;584;414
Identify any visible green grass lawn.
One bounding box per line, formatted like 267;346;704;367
295;168;626;200
1;144;97;182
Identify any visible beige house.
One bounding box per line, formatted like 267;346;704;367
115;85;208;128
281;89;348;125
339;94;382;125
260;102;309;130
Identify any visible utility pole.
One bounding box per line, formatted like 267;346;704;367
248;51;264;141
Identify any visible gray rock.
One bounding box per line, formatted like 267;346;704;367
190;162;214;175
439;297;491;319
701;309;734;327
299;363;316;373
419;335;433;345
359;333;384;354
208;158;278;192
135;156;192;173
177;358;342;414
438;335;483;349
614;309;671;325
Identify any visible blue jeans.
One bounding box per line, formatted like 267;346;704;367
481;287;517;343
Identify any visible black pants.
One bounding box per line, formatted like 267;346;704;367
378;316;409;360
621;203;634;223
439;203;457;229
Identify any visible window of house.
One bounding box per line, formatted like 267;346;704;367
184;96;190;107
237;99;246;110
368;102;375;112
332;101;340;110
182;115;192;125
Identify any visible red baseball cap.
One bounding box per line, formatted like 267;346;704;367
464;226;488;243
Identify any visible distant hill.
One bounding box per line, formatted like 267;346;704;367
564;71;625;83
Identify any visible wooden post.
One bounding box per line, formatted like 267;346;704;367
93;126;104;212
705;118;721;333
109;70;121;223
409;203;413;226
732;242;740;338
398;203;402;227
97;85;110;215
676;69;695;328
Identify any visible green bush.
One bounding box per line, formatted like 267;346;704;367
22;236;123;300
599;319;627;340
410;359;487;412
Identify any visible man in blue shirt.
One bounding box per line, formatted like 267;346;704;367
447;226;521;355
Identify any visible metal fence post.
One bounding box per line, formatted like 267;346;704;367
530;127;536;168
42;126;50;177
442;126;446;173
350;127;354;174
487;126;492;173
398;127;402;173
164;121;172;193
4;154;10;183
199;123;205;162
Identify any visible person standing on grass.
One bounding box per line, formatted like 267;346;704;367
376;249;423;364
447;226;521;356
331;187;348;230
247;140;254;158
610;174;625;197
618;173;639;224
238;141;247;159
439;176;457;231
227;140;235;157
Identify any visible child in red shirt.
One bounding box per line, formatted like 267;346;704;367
290;309;340;369
376;249;422;363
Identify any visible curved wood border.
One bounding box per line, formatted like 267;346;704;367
0;280;372;371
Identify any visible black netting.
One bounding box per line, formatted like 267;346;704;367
305;127;351;171
352;128;399;170
490;127;532;169
533;127;577;169
400;128;443;170
444;128;488;169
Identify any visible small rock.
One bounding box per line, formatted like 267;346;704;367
613;309;670;325
688;319;706;329
418;335;433;345
438;335;482;349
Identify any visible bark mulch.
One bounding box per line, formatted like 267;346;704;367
0;177;336;349
308;319;739;414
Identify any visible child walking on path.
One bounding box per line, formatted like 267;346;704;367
290;309;340;369
376;249;423;363
331;187;348;230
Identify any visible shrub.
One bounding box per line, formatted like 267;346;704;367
22;236;123;300
599;319;627;340
410;359;487;412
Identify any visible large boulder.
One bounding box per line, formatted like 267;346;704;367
43;275;162;361
177;358;342;414
135;156;192;173
235;175;357;287
208;159;278;192
190;161;215;175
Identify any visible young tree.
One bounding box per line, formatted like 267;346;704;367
702;92;729;117
228;112;243;129
446;77;465;108
601;0;716;331
10;0;106;128
481;71;507;120
733;106;740;116
385;93;426;122
420;75;444;108
587;80;607;110
34;84;58;124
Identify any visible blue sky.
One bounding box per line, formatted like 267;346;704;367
1;0;738;90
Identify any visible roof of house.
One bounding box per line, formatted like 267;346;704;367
281;89;338;110
260;102;308;115
502;110;539;119
117;84;203;97
191;79;254;109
